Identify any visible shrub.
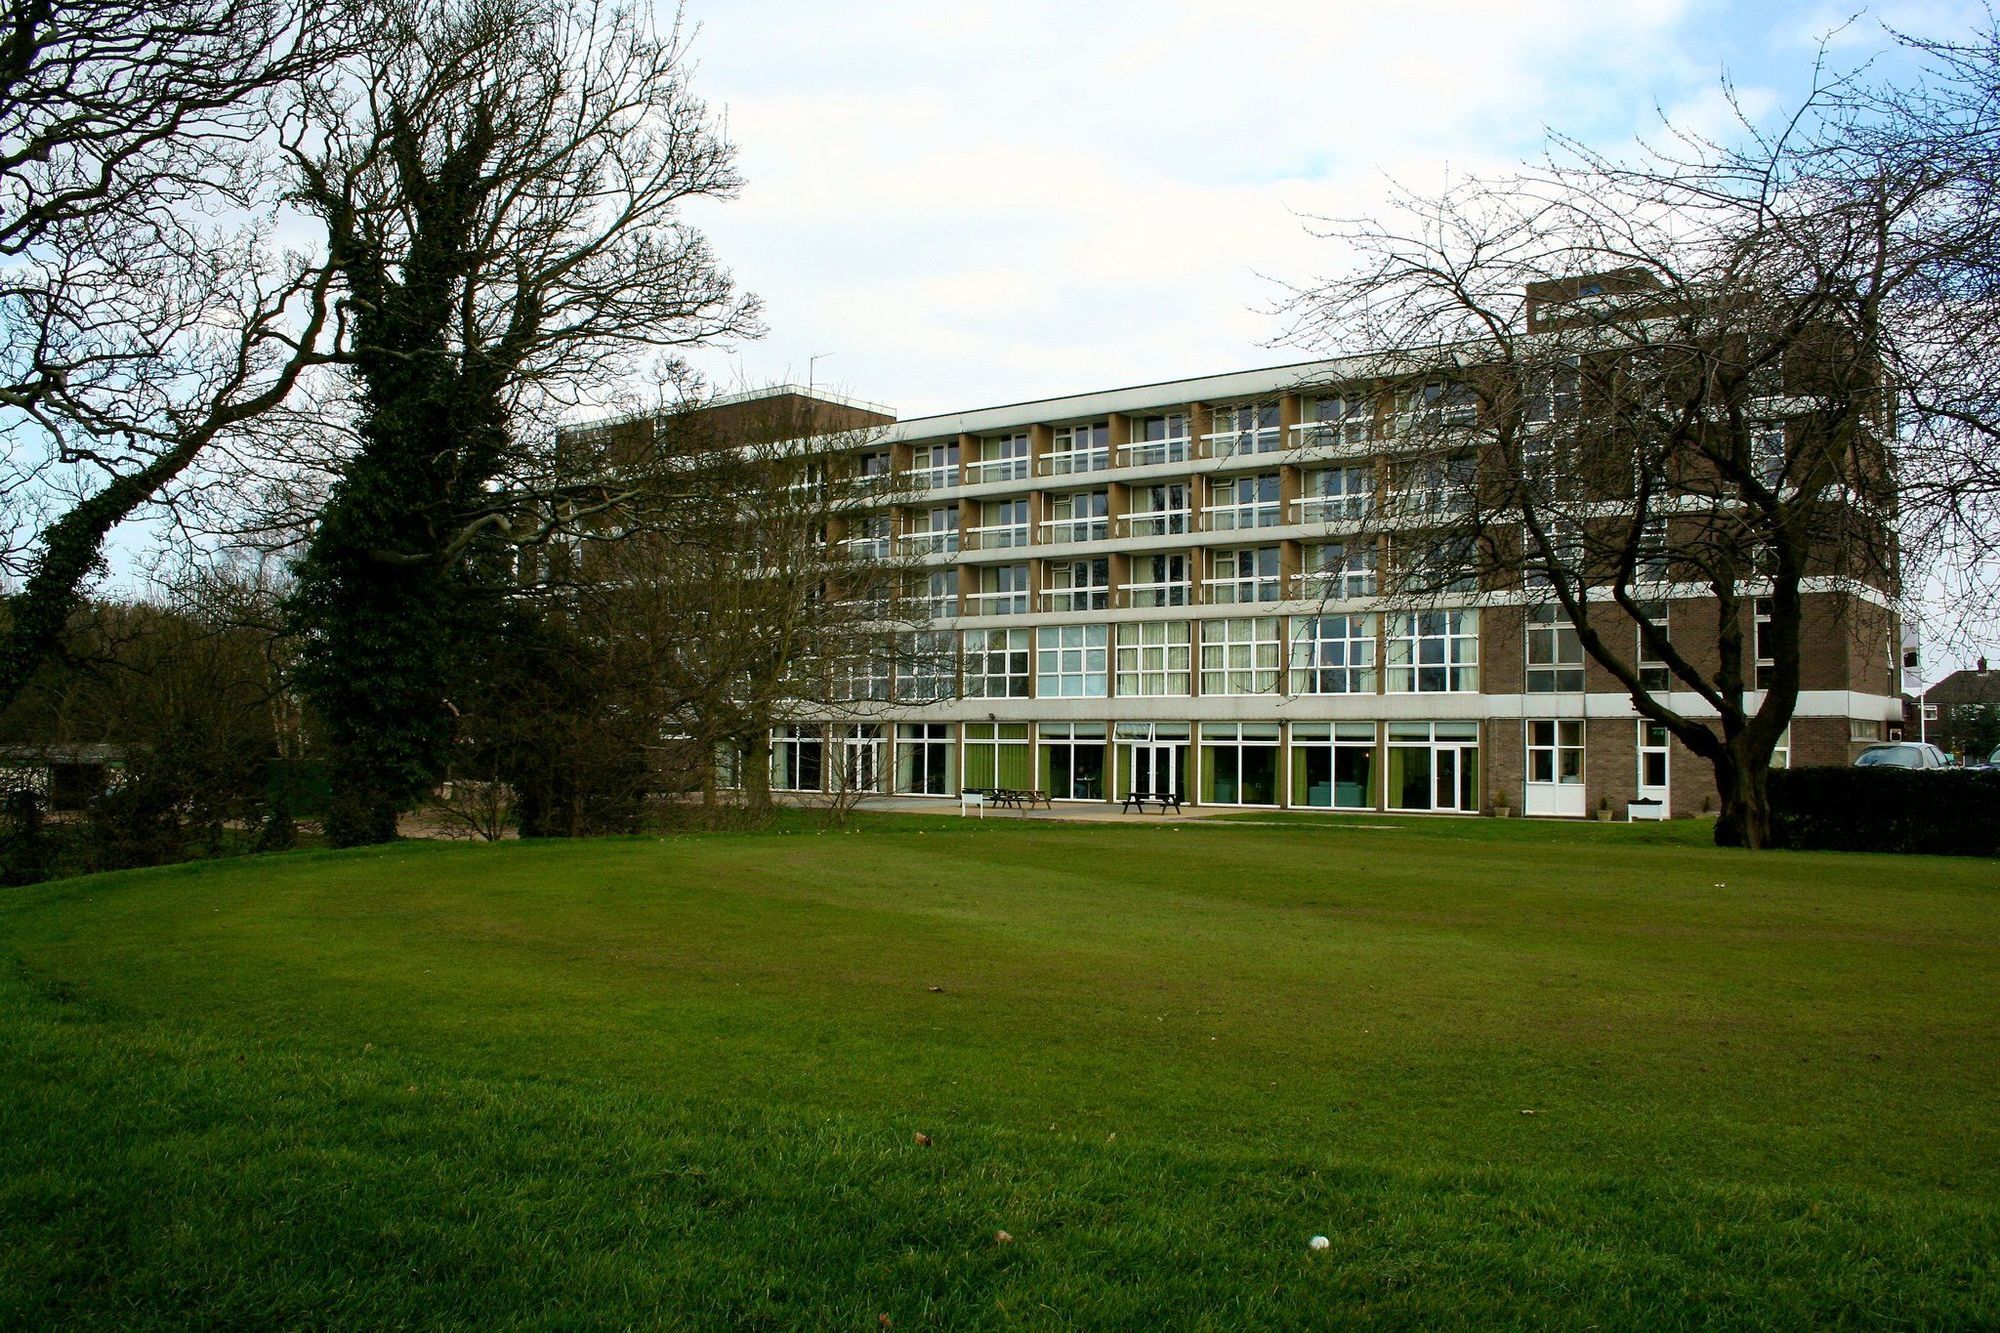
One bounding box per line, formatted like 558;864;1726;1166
1769;767;2000;856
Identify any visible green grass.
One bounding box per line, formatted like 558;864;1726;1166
1;813;1995;1328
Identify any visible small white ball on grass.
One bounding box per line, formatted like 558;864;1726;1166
1309;1235;1330;1251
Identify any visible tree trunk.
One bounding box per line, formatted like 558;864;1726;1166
1711;754;1772;850
743;734;772;814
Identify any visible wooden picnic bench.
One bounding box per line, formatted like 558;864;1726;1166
1120;790;1183;815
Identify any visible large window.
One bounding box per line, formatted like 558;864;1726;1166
1206;473;1281;529
1302;541;1378;599
1208;546;1281;604
1044;489;1108;543
1125;413;1190;465
1291;722;1377;808
895;723;953;795
1526;603;1584;692
896;630;957;702
969;563;1029;615
1200;722;1281;805
1200;617;1282;695
772;725;823;792
1305;392;1372;446
1208;402;1280;456
1392;453;1477;516
1125;552;1190;607
910;505;959;555
1038;722;1107;800
1290;614;1377;694
971;432;1029;482
962;722;1031;790
1527;719;1584;785
1049;421;1110;474
1397;533;1478;594
971;497;1029;550
1124;483;1190;536
1386;721;1480;812
918;568;959;621
1523;521;1583;592
1036;624;1108;697
834;724;883;794
1115;620;1191;696
912;442;959;490
1042;557;1110;612
836;652;890;702
1387;610;1479;692
1298;466;1374;523
963;627;1030;697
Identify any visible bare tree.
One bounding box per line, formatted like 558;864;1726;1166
558;390;941;822
1281;57;1937;848
0;0;347;712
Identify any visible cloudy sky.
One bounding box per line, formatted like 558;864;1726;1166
674;0;1979;417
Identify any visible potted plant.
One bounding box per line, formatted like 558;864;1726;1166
1595;795;1616;822
1491;789;1512;818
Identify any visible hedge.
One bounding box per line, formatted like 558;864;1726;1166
1768;766;2000;856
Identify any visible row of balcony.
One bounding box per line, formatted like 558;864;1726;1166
890;420;1434;492
947;568;1382;619
870;491;1466;558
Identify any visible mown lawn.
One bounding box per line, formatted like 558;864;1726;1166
1;813;1995;1328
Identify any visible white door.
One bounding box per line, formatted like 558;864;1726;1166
1637;722;1670;814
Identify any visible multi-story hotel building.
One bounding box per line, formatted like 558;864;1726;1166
699;352;1904;819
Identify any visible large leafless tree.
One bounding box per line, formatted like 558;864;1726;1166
0;0;347;712
1281;35;1995;847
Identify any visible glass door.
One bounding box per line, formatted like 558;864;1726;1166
1131;743;1181;799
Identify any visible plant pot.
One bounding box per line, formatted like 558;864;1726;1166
1594;808;1615;822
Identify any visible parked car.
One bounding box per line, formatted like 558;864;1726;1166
1853;741;1955;770
1969;745;2000;772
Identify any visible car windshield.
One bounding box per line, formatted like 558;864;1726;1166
1856;747;1920;768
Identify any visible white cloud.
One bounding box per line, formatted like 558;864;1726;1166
667;0;1953;417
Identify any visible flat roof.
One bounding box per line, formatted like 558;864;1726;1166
878;352;1387;442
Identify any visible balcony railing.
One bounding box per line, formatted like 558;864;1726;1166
1292;568;1379;600
1202;501;1282;531
963;521;1030;550
912;466;959;492
1118;436;1193;467
1203;426;1282;459
964;589;1029;615
1039;587;1111;612
1039;515;1109;543
1202;576;1282;605
1117;508;1191;537
841;536;891;561
1288;421;1374;454
966;456;1030;483
1292;494;1372;523
900;531;960;556
1119;579;1192;608
1042;446;1110;476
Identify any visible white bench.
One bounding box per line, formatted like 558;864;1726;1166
960;790;987;818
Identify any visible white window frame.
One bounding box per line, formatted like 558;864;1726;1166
1199;616;1282;695
1035;623;1108;698
1290;614;1377;694
1114;620;1191;697
1386;610;1479;693
962;627;1030;698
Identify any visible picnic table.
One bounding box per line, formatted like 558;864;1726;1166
1120;790;1184;815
